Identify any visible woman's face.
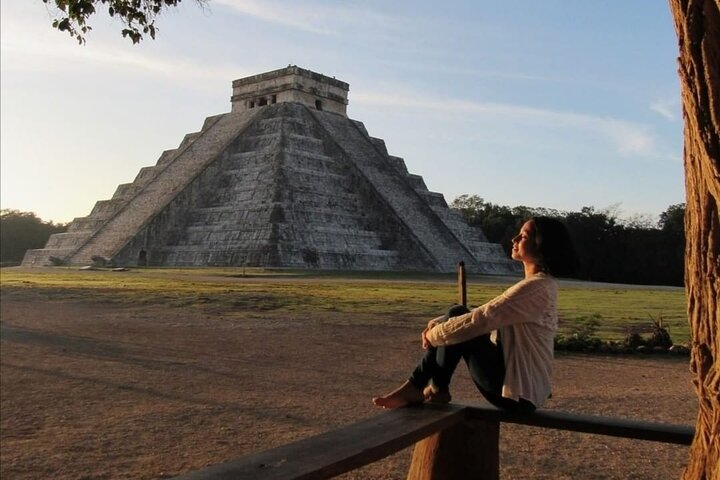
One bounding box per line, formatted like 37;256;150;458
511;220;542;263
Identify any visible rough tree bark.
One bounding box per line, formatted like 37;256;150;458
668;1;720;479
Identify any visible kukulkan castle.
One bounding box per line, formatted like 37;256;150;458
23;66;516;273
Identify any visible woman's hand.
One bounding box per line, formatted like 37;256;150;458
422;319;438;349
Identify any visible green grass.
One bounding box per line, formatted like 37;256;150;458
0;267;690;344
556;286;687;341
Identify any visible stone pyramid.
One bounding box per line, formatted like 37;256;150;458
23;66;516;274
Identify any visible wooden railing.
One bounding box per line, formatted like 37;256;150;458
171;263;694;479
170;403;694;480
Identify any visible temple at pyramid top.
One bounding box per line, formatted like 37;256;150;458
23;67;518;274
231;65;350;116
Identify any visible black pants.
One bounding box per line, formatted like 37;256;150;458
408;305;535;413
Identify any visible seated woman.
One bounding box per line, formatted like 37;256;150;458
373;217;578;413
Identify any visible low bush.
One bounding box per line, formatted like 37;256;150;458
555;314;603;352
555;313;687;355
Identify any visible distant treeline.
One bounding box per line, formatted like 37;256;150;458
1;203;686;286
451;195;685;287
0;210;68;265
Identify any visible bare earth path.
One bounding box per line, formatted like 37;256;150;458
0;297;696;479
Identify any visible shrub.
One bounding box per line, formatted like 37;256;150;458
647;314;673;349
555;313;684;355
624;331;645;349
555;314;604;352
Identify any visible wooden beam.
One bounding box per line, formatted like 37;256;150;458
467;406;695;445
407;418;499;480
457;261;467;307
171;404;468;480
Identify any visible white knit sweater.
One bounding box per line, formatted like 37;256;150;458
426;273;558;407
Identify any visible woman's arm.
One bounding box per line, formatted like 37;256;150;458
425;276;555;347
422;314;446;349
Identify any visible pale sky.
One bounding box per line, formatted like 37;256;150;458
1;0;684;225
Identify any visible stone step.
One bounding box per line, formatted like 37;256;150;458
182;209;374;230
177;132;202;151
281;166;347;181
111;183;141;201
66;218;105;233
21;248;75;266
284;133;324;153
148;247;399;269
388;155;409;175
282;149;335;165
230;147;278;160
44;232;96;250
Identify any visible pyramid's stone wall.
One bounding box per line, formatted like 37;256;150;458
23;112;259;266
24;67;518;274
112;104;436;270
309;108;497;272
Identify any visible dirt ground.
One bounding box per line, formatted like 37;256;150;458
0;296;697;479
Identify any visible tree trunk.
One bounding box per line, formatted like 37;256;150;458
668;1;720;479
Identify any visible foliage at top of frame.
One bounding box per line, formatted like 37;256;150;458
42;0;201;44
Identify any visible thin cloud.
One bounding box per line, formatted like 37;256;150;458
651;96;680;120
1;34;246;92
354;90;658;157
0;2;247;87
212;0;403;35
377;59;566;83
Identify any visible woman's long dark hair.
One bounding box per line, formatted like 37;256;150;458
531;216;579;278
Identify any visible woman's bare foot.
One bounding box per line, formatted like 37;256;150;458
423;385;452;404
372;381;425;409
